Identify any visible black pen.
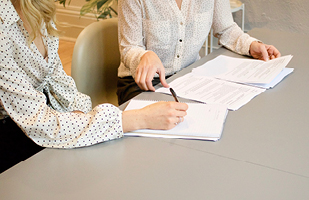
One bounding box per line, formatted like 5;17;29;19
170;88;179;102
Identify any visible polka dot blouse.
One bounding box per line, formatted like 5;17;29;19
0;0;123;148
118;0;258;78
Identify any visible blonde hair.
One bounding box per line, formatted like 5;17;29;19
19;0;59;43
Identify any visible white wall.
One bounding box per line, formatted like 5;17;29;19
234;0;309;34
56;0;309;41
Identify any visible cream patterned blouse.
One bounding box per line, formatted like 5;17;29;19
118;0;257;78
0;0;123;148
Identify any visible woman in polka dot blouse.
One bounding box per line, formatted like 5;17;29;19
0;0;188;173
116;0;281;105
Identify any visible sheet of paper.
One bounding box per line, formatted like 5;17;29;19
124;99;228;141
156;73;265;111
247;68;294;89
192;55;293;84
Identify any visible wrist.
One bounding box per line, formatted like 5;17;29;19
122;109;147;132
140;50;152;60
249;41;262;56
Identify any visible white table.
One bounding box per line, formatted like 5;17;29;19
1;28;308;200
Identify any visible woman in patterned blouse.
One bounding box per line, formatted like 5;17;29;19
0;0;188;173
117;0;281;105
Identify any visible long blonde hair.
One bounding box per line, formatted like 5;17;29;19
19;0;59;43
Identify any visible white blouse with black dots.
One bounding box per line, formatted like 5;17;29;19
118;0;258;78
0;0;123;148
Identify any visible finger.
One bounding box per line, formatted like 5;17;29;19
158;67;169;88
178;116;184;123
266;45;275;54
174;116;182;125
174;117;179;125
160;76;169;88
266;45;281;59
145;67;157;91
138;67;149;90
260;45;269;61
176;116;185;125
135;67;144;90
175;102;189;111
174;109;187;117
145;78;155;91
167;107;187;119
166;101;189;111
270;46;281;58
275;51;281;58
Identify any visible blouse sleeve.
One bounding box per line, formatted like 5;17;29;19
212;0;258;56
118;0;147;77
0;38;124;149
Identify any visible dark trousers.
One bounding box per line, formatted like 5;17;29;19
0;117;44;174
117;76;171;105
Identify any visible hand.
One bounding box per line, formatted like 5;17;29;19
249;41;281;61
122;101;188;132
135;51;169;91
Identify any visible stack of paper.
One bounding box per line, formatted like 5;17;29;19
156;73;265;111
156;55;293;110
192;55;293;89
124;99;228;141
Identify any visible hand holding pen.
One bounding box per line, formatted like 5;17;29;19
170;88;186;125
170;88;179;102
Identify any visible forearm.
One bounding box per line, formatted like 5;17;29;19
122;109;147;133
13;104;123;148
118;0;147;77
122;101;189;132
121;47;148;78
218;23;258;56
212;0;257;55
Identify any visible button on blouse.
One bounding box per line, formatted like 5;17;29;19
117;0;257;78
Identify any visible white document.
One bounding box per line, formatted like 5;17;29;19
192;55;293;84
156;73;265;111
247;68;294;89
124;99;228;141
